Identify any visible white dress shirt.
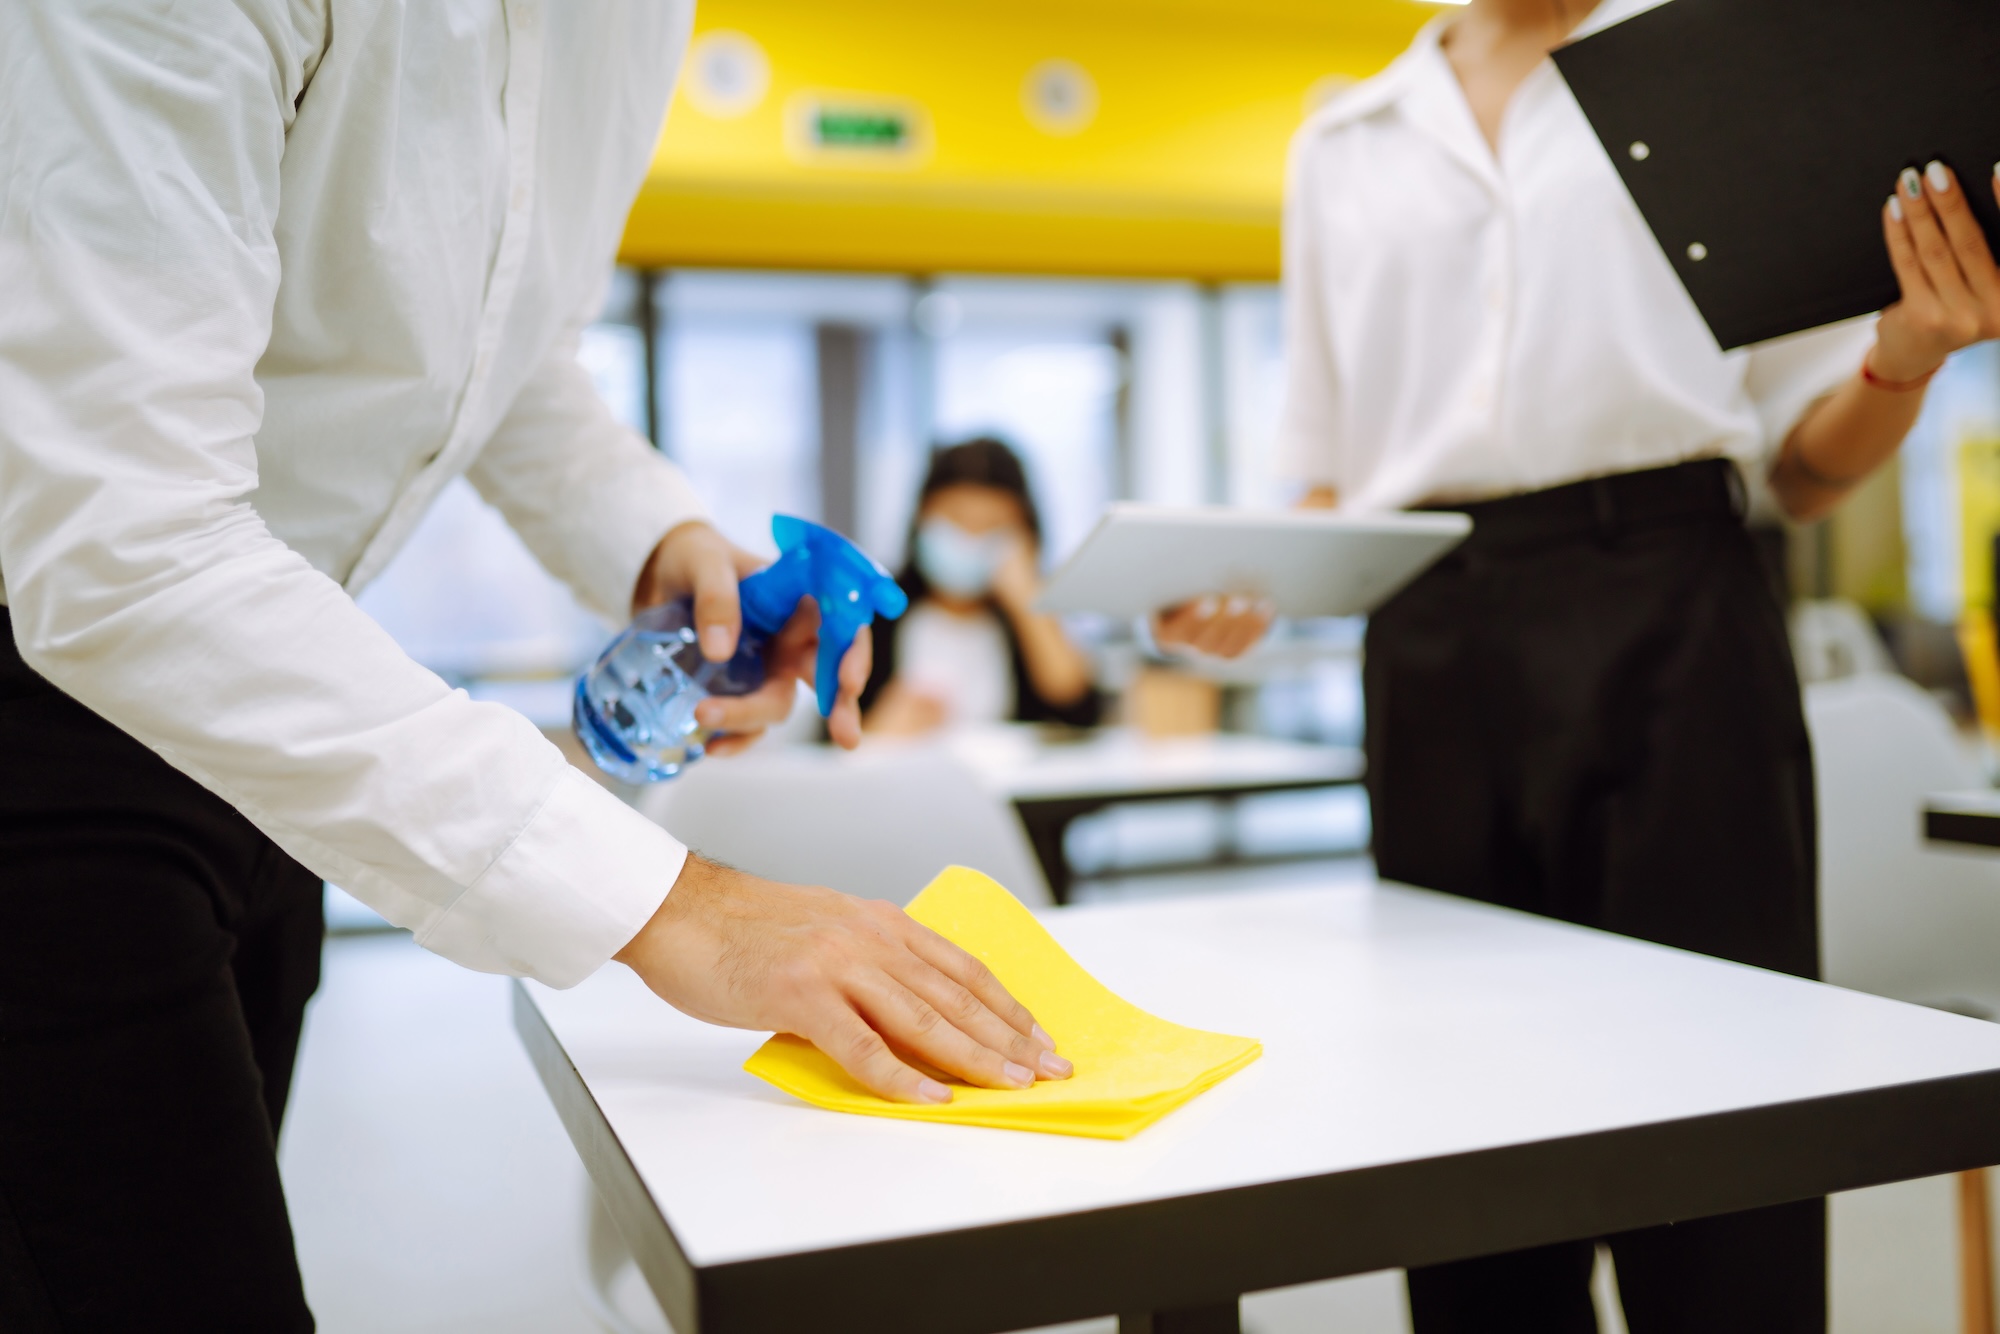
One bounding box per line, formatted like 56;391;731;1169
1276;0;1877;514
0;0;705;986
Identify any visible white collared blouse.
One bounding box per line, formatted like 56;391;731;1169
1276;0;1876;513
1;0;704;985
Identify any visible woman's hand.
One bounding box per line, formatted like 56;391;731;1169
1151;595;1275;660
988;535;1040;618
864;682;950;738
632;520;872;753
1872;161;2000;382
1770;161;2000;522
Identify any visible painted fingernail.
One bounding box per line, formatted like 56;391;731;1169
1039;1050;1074;1079
1889;194;1904;223
1993;161;2000;182
701;626;733;659
919;1079;952;1104
1902;168;1923;200
1032;1023;1055;1050
1003;1061;1034;1088
1928;160;1952;193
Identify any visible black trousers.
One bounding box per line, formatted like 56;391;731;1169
1365;460;1825;1333
0;609;321;1332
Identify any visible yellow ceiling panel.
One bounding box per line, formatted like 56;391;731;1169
621;0;1442;278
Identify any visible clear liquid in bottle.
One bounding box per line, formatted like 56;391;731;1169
572;600;765;783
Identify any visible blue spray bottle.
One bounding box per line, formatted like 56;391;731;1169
573;515;908;784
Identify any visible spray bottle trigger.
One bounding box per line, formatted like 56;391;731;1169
747;515;907;718
811;565;908;717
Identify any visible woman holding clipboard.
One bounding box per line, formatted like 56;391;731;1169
1159;0;2000;1327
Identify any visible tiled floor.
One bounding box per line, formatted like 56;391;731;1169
282;860;1982;1334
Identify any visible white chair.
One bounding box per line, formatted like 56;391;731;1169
1809;670;2000;1334
1810;671;2000;1006
632;738;1051;907
1793;598;1899;687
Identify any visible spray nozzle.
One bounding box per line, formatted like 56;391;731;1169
738;515;908;717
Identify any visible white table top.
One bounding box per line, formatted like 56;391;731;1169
518;879;2000;1332
945;725;1363;803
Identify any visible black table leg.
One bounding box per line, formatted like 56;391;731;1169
1012;798;1107;906
1118;1300;1241;1334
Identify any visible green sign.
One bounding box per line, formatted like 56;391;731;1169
813;108;910;150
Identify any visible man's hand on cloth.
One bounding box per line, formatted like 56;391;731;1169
615;856;1074;1103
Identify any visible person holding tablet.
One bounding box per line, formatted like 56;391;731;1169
1159;0;2000;1327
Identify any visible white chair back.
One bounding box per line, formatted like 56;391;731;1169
632;741;1051;907
1808;672;2000;1006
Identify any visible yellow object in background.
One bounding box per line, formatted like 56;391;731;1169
744;867;1261;1138
1957;433;2000;614
1960;611;2000;740
1954;435;2000;739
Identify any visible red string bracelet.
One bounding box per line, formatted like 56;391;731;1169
1861;356;1939;393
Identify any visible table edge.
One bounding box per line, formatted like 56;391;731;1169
512;980;705;1333
1926;802;2000;850
1008;773;1363;810
517;978;2000;1334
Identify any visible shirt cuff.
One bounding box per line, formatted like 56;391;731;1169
417;766;687;987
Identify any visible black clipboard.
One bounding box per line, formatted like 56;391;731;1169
1554;0;2000;350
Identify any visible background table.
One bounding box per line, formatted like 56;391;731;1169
948;727;1365;901
516;879;2000;1334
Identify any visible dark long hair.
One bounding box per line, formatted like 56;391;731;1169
861;435;1101;726
894;436;1044;602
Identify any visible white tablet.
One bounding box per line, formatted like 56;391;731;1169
1035;504;1472;619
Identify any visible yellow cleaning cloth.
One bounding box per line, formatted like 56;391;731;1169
744;866;1260;1139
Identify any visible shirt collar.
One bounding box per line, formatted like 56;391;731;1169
1299;16;1447;137
1569;0;1674;41
1302;0;1678;136
1298;0;1678;186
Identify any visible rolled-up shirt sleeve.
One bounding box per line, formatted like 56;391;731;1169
1274;133;1345;491
0;0;684;986
1743;315;1879;459
469;317;706;624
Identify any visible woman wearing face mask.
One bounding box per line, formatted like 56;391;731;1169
862;438;1101;736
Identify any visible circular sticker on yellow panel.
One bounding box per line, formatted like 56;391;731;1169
1023;59;1097;136
686;30;769;119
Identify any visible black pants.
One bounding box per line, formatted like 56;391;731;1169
0;609;321;1332
1366;460;1825;1333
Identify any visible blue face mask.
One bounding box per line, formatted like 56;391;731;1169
915;519;1007;599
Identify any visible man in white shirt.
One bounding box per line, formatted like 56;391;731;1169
0;3;1069;1327
1160;0;2000;1328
